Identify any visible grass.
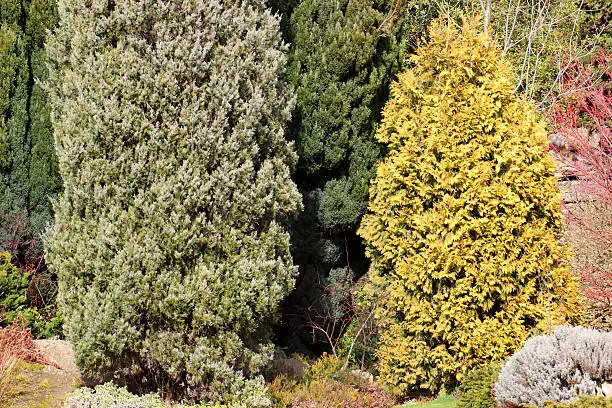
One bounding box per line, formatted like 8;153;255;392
397;393;458;408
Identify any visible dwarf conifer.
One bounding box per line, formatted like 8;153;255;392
359;17;583;395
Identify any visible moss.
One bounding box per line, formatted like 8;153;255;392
0;359;70;408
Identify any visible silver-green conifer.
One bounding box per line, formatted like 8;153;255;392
45;0;300;404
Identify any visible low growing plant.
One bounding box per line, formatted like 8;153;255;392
267;353;397;408
495;326;612;407
0;252;61;338
65;382;241;408
540;396;612;408
457;361;503;408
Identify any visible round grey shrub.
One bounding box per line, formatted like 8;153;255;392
494;326;612;408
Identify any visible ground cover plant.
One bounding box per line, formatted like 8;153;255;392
540;397;612;408
359;15;583;396
267;353;398;408
494;326;612;407
0;252;61;338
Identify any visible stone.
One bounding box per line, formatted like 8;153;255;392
602;382;612;397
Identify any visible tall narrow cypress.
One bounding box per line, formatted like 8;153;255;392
0;0;60;260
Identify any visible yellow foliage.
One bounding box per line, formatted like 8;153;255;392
358;16;583;396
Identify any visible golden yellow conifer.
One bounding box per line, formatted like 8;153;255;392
358;16;583;396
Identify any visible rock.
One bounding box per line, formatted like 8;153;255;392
350;369;374;384
602;382;612;397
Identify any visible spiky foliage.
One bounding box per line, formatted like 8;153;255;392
0;0;60;259
45;0;300;403
456;360;503;408
358;17;583;396
280;0;405;351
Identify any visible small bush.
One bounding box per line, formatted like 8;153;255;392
267;353;397;408
541;396;612;407
457;361;503;408
65;383;165;408
495;326;612;407
65;382;240;408
0;252;61;338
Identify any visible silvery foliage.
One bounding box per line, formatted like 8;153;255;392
65;382;248;407
44;0;300;404
495;326;612;407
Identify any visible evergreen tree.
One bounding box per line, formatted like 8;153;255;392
45;0;300;404
0;0;60;260
281;0;405;351
358;17;583;396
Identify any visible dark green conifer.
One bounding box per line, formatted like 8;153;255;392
0;0;60;259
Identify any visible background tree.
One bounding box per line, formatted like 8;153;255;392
359;16;583;396
278;0;411;353
469;0;609;107
45;0;300;404
0;0;60;263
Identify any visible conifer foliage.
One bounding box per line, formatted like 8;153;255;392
0;0;60;258
358;17;583;396
45;0;300;403
282;0;404;349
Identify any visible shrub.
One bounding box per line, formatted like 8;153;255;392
65;382;246;408
65;383;166;408
0;0;61;259
280;0;407;352
268;353;397;408
541;397;612;408
494;326;612;408
0;252;61;338
358;16;583;396
457;361;503;408
45;0;300;403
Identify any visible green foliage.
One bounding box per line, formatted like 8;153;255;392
289;0;402;231
540;397;612;408
66;382;262;407
45;0;300;404
456;361;503;408
281;0;406;352
0;0;60;258
66;383;240;408
0;252;30;317
358;16;583;396
0;252;61;338
65;383;165;408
